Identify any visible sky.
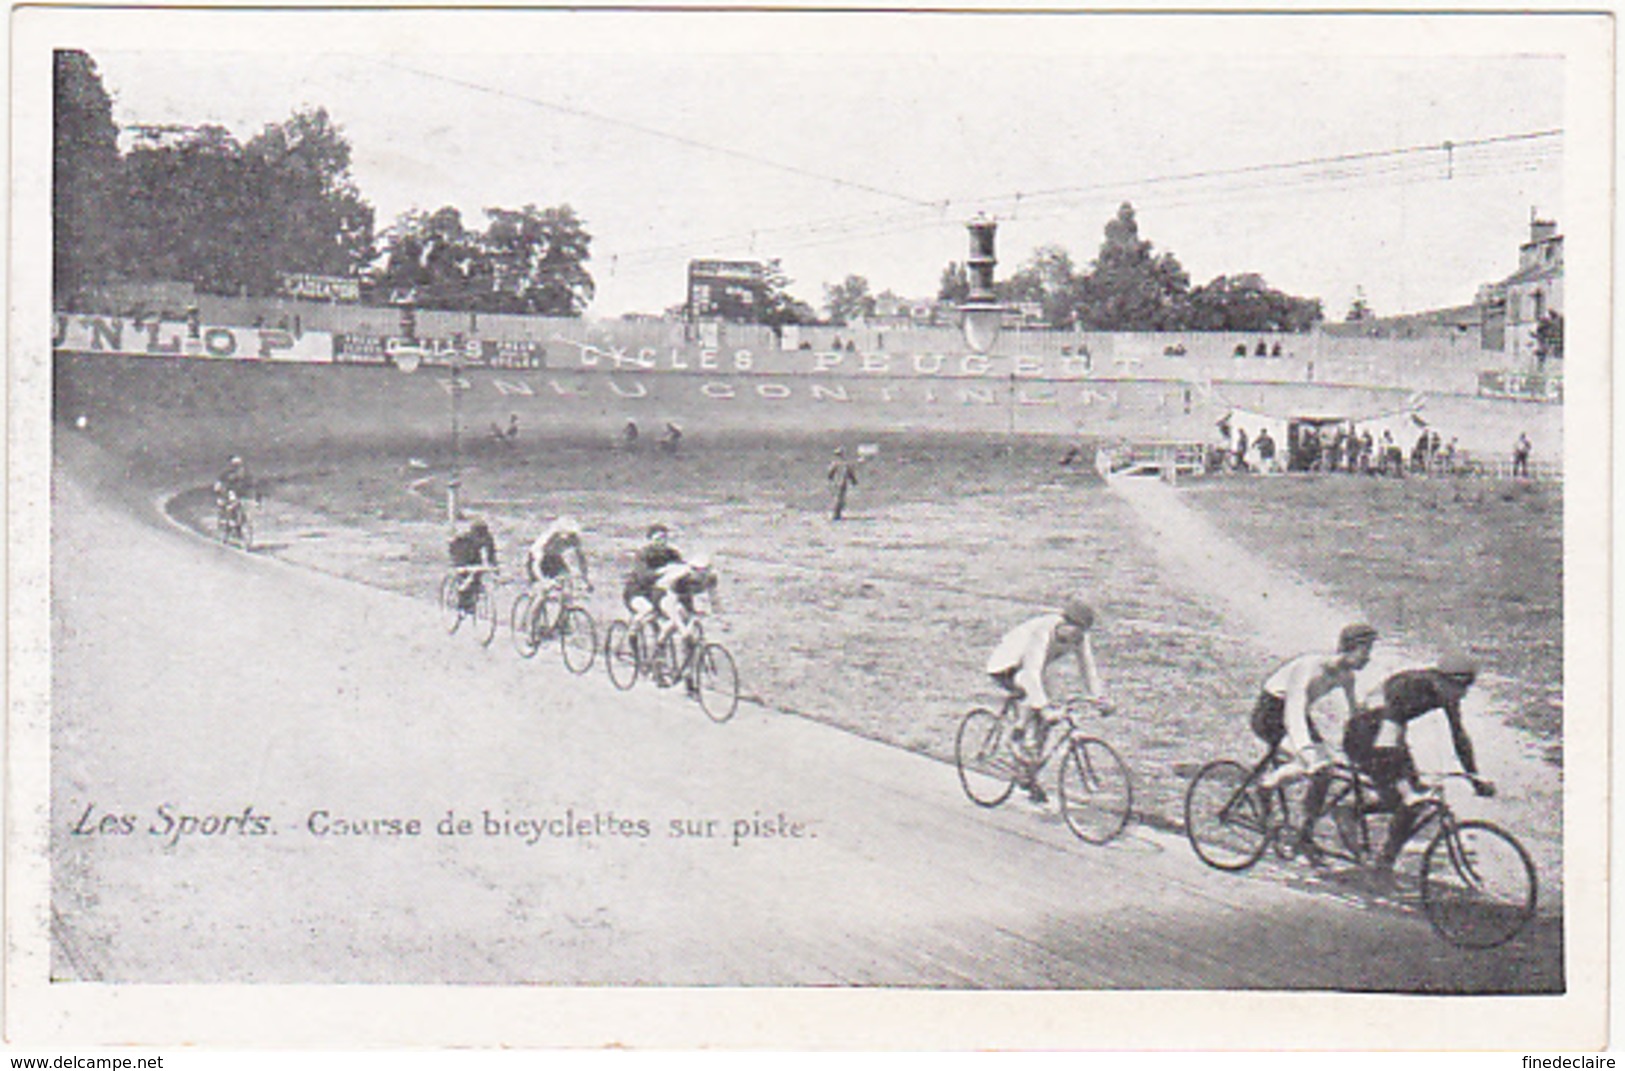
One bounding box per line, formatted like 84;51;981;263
77;11;1568;320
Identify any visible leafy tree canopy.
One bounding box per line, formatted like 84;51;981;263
370;203;595;317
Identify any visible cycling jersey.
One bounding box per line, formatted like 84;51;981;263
1252;651;1358;753
526;520;582;581
655;561;716;613
624;541;681;612
985;613;1103;713
1345;668;1481;779
449;526;498;568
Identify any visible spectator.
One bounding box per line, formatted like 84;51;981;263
1327;430;1344;473
1443;437;1459;474
1255;339;1269;357
1380;430;1400;476
827;447;860;521
1513;432;1532;478
661;422;684;456
1234;427;1250;471
1271;340;1284;357
1359;429;1375;475
1411;431;1430;474
623;418;639;447
1256;428;1277;473
1234;342;1248;358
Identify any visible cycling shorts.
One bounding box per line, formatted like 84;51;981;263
623;580;656;615
534;551;568;581
1250;692;1322;749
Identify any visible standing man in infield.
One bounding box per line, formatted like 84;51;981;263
828;446;859;521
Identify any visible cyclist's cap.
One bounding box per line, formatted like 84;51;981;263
1435;652;1479;682
1060;595;1096;630
647;523;670;538
556;514;580;532
1338;622;1378;651
229;455;243;465
470;518;489;531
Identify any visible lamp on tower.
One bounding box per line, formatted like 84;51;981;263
959;213;1008;355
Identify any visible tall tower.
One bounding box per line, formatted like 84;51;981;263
960;214;1006;354
966;214;999;302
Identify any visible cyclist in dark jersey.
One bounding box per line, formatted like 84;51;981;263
1342;653;1496;873
623;523;682;624
448;519;499;613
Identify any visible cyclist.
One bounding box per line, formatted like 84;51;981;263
525;514;592;594
984;595;1112;805
448;518;498;614
654;553;719;698
1251;622;1378;858
213;455;257;525
1342;653;1495;876
623;523;682;630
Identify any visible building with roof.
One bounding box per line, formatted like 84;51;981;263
1477;213;1563;366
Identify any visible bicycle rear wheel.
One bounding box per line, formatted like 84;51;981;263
604;620;640;690
1420;819;1537;949
473;584;498;646
510;592;541;657
439;574;462;635
1057;736;1133;845
1184;759;1270;871
559;607;598;675
695;643;739;722
653;633;682;689
954;708;1017;808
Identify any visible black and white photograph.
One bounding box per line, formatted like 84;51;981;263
7;6;1613;1052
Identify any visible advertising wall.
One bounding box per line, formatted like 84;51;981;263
53;312;333;363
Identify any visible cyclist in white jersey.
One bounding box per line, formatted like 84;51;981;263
985;595;1112;804
654;554;718;697
1250;622;1377;859
524;515;591;592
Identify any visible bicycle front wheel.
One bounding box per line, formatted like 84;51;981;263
1420;819;1537;949
1184;759;1270;871
604;620;640;690
237;513;254;551
473;585;498;646
695;643;739;723
510;592;540;657
439;574;462;635
1058;736;1133;845
954;708;1017;808
559;607;598;675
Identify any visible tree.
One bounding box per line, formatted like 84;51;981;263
1074;203;1192;330
1000;244;1080;328
1535;310;1563;363
370;203;595;316
118;107;377;297
937;261;970;304
757;259;816;328
53;50;124;302
1345;287;1373;322
1188;273;1323;332
244;107;375;280
823;274;875;325
481;204;594;316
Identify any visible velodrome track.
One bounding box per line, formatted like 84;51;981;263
47;436;1564;1004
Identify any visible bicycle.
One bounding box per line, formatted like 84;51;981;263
652;612;740;723
439;564;499;646
953;695;1133;846
510;575;598;674
1184;751;1537;949
216;494;253;551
